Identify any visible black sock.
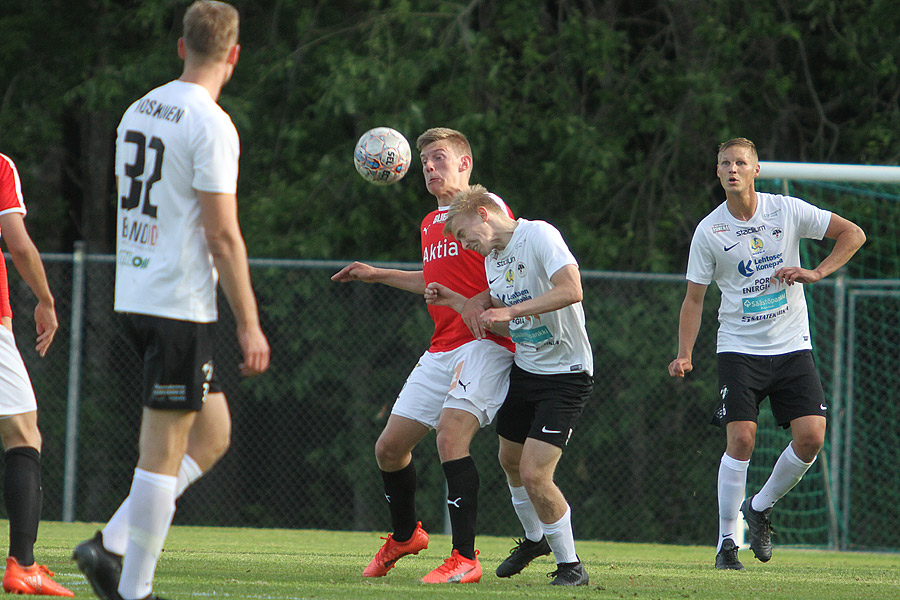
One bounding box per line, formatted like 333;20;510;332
443;456;479;560
4;447;42;566
381;461;417;542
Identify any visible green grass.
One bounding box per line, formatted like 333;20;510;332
28;520;900;600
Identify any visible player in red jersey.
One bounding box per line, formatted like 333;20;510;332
0;153;73;596
333;128;514;584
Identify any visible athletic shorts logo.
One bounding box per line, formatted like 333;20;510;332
541;426;562;434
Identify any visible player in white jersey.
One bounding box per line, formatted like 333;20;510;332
668;138;865;570
426;184;593;587
72;3;270;600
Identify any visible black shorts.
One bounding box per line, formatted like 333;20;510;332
121;313;221;411
712;350;826;429
496;363;593;449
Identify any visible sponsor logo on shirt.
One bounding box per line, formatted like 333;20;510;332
770;227;784;240
118;250;151;269
736;225;766;236
750;237;764;254
504;268;515;287
423;238;459;263
738;259;755;277
711;223;730;233
742;290;787;314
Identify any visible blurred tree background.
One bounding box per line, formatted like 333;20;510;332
1;0;898;271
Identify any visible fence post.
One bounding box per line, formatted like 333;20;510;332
62;241;86;522
827;271;846;549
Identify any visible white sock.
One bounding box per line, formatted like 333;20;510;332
509;484;543;542
542;505;578;564
102;455;203;555
717;453;749;552
751;443;815;512
118;469;177;600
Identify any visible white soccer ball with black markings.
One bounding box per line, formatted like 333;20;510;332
353;127;412;185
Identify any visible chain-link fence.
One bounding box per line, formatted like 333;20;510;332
9;252;898;550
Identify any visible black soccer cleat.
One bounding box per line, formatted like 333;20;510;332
741;496;774;562
72;531;124;600
547;560;589;586
496;536;552;577
715;538;745;570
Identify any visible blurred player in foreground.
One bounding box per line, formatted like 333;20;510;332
426;184;594;586
0;153;72;596
668;138;865;570
72;3;269;599
332;128;514;583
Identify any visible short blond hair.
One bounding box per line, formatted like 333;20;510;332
183;1;239;63
416;127;473;161
444;184;503;236
717;137;757;160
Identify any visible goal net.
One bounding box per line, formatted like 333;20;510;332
754;162;900;550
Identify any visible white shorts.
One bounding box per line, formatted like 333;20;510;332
0;327;37;417
392;339;514;429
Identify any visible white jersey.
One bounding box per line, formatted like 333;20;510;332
114;80;240;322
486;219;593;376
686;192;832;355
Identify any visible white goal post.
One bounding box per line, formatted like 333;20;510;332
759;161;900;183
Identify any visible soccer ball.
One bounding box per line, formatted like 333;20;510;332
353;127;412;185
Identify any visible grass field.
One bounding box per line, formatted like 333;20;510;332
27;520;900;600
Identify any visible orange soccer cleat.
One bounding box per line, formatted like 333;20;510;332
2;557;74;597
362;521;429;577
421;549;482;584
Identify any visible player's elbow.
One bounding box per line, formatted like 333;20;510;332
852;224;866;248
205;228;242;259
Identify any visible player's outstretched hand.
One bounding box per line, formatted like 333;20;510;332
331;261;378;283
668;357;692;378
238;325;270;377
34;300;58;357
771;266;821;286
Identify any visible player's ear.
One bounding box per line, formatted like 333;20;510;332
177;37;187;60
228;44;241;66
459;155;472;173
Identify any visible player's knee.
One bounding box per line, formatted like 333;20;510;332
792;436;823;462
726;429;755;458
374;437;407;470
498;450;519;479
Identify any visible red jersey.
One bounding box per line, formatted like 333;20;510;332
420;195;515;353
0;154;26;319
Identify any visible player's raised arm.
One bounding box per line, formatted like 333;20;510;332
772;213;866;286
332;261;426;294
